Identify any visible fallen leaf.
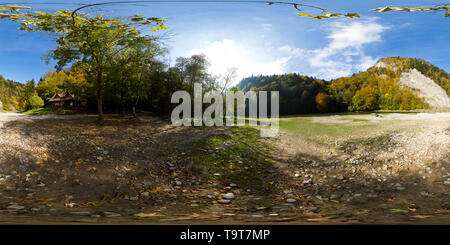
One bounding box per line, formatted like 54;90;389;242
411;215;432;219
86;201;102;206
133;212;162;217
36;197;54;202
354;210;369;215
306;217;332;222
65;202;76;208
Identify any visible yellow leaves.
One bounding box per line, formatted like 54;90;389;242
297;11;359;20
372;6;394;12
297;13;313;17
55;10;71;16
35;11;47;15
268;181;274;185
147;186;162;193
86;201;102;206
345;13;360;18
0;5;31;12
371;5;450;17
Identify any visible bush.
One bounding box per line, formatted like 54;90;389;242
27;95;44;110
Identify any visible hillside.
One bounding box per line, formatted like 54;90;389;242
0;75;23;111
375;57;450;108
238;57;450;114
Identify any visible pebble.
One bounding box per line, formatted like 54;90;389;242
104;212;121;217
129;196;139;201
222;213;236;216
218;199;231;204
7;204;24;210
286;198;297;203
251;214;264;218
175;181;182;186
444;180;450;185
140;192;150;197
330;194;340;200
222;193;235;199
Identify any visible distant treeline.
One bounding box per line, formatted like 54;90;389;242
1;57;448;115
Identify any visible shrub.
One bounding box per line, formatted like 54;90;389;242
27;95;44;110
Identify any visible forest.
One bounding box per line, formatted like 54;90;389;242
3;55;450;115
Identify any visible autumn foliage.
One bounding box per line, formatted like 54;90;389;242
315;92;330;112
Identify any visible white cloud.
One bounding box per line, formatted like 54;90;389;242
189;39;289;83
280;18;389;79
261;23;272;31
327;21;388;50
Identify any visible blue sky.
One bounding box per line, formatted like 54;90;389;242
0;0;449;84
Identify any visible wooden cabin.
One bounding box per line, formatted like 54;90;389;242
48;93;75;108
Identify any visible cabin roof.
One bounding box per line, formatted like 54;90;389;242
48;93;75;103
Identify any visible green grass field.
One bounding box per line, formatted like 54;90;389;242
278;117;377;137
23;107;77;115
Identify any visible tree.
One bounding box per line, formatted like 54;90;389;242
219;67;238;94
28;95;44;109
315;92;329;113
22;79;37;111
175;54;210;94
1;8;166;121
106;38;165;117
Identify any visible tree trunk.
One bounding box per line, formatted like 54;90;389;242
132;105;137;118
97;71;104;121
132;95;140;118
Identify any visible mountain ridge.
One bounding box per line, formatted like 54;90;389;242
238;56;450;114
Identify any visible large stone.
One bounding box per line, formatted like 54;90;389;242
218;199;231;204
7;204;24;210
222;193;235;199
